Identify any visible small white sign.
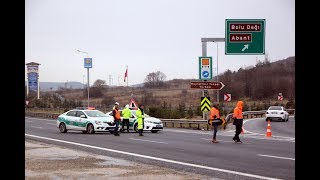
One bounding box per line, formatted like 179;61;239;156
224;94;231;101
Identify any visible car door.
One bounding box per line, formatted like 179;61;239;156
129;111;136;130
75;111;87;130
65;110;77;129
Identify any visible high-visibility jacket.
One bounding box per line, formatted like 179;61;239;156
209;107;220;119
113;108;121;120
122;107;132;119
233;101;243;119
136;108;144;130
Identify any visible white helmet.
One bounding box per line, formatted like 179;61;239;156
125;104;129;108
115;102;119;105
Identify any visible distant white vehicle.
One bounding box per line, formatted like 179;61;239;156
106;109;163;133
265;106;289;122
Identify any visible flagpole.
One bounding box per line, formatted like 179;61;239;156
126;65;128;87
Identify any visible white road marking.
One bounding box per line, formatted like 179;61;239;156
258;154;295;161
129;138;168;144
30;126;43;129
201;138;234;143
25;134;281;180
165;128;294;142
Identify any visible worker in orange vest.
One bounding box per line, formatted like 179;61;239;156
112;102;121;136
209;103;222;143
232;101;244;143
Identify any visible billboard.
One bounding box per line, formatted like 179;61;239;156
28;72;38;91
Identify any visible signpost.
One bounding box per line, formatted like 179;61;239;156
225;19;265;55
190;81;225;90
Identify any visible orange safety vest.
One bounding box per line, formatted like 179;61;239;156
209;107;220;119
233;101;243;119
114;109;121;120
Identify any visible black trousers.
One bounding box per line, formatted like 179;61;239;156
122;119;129;131
213;125;218;139
234;119;243;141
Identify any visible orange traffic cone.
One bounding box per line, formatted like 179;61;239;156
266;120;272;137
241;127;245;134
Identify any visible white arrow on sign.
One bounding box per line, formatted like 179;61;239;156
241;44;249;52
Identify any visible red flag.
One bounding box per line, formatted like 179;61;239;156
124;69;128;82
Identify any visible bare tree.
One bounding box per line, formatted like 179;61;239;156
144;71;167;88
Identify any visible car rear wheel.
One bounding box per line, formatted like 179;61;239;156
59;123;67;133
151;130;158;133
87;124;95;134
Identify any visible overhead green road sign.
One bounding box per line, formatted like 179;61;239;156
225;19;265;55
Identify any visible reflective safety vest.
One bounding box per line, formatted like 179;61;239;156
209;107;220;119
113;108;121;120
233;101;243;119
136;108;144;130
122;108;132;119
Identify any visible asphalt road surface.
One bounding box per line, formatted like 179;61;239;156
25;116;295;180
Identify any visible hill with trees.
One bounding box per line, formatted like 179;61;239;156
26;56;295;118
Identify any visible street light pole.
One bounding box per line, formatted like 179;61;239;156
77;50;90;108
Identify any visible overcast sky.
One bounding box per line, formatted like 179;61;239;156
25;0;295;86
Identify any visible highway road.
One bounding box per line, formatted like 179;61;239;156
25;116;295;180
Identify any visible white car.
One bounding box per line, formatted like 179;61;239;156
265;106;289;122
106;109;163;133
57;109;117;134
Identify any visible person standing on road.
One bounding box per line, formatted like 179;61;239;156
136;104;145;136
209;103;222;143
112;102;121;136
121;104;131;132
232;101;244;143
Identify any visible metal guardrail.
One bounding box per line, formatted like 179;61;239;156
161;109;295;130
25;109;295;130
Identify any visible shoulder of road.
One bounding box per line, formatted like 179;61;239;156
25;139;216;179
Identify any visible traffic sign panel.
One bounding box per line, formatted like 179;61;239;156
201;97;211;111
199;57;212;80
225;19;265;55
190;81;225;90
278;95;283;101
224;94;231;102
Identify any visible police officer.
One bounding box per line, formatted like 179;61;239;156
121;104;131;132
136;104;145;136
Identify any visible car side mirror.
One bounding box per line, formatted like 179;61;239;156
80;115;86;118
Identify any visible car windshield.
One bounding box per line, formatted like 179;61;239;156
84;110;107;117
269;106;282;110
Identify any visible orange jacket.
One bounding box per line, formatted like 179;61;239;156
210;107;220;119
233;101;243;119
113;108;121;120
